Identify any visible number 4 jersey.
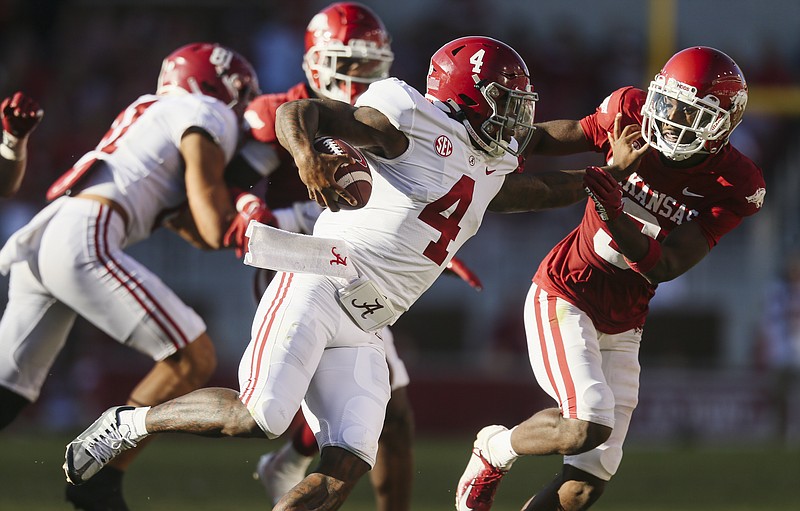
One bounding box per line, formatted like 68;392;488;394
533;86;766;334
312;77;519;316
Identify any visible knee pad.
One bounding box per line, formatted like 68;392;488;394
564;443;623;481
577;381;615;427
256;398;296;439
304;346;391;467
240;317;327;439
244;355;316;439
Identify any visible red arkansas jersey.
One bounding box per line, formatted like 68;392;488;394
239;83;311;208
533;86;766;333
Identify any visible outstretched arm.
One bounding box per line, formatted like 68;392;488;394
525;119;594;157
490;170;587;212
491;114;648;212
275;98;407;210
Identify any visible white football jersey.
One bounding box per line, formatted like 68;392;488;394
74;93;240;245
313;78;518;313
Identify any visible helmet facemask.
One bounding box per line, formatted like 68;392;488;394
475;79;538;158
304;39;393;104
642;75;732;161
221;73;260;116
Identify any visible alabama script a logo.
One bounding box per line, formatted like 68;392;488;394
350;298;385;319
330;247;347;266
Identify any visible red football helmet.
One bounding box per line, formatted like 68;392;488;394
303;2;394;105
641;46;748;160
425;36;538;158
157;42;260;116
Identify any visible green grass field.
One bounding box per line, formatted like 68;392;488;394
2;432;798;510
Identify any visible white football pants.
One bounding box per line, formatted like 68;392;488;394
525;283;641;481
238;271;391;467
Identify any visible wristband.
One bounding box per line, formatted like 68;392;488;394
0;131;24;160
235;192;259;212
625;236;661;274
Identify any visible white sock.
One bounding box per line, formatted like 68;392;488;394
131;406;151;437
118;407;151;439
276;442;314;473
487;426;519;470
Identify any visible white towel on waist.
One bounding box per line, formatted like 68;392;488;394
244;221;359;281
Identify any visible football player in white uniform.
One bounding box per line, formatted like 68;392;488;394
63;36;646;511
0;43;259;511
235;6;478;509
237;4;420;509
0;91;43;197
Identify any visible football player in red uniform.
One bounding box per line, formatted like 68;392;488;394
456;46;766;511
0;91;43;197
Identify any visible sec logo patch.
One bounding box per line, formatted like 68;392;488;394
434;135;452;157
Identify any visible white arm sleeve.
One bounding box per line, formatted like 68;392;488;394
272;200;323;234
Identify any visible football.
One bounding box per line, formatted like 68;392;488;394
313;136;372;210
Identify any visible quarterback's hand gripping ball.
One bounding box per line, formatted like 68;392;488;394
313;136;372;210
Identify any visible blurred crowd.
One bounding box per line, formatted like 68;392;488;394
2;1;798;205
1;0;799;440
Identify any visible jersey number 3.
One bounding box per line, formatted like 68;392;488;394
418;175;475;265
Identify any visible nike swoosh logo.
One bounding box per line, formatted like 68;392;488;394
485;168;497;175
682;187;704;198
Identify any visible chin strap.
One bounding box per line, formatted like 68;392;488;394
663;146;710;162
435;98;501;157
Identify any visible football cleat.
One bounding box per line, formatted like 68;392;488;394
64;407;140;485
455;425;511;511
253;445;313;505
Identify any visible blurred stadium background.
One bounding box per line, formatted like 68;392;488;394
1;0;800;509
